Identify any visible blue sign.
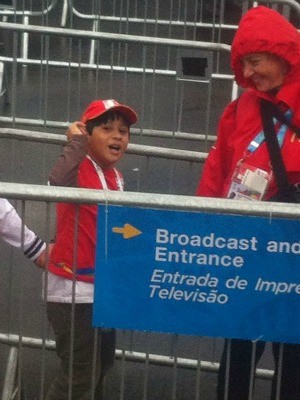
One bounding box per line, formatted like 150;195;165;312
93;205;300;343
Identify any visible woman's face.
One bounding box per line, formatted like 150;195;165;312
242;52;289;92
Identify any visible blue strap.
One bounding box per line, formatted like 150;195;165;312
247;109;292;154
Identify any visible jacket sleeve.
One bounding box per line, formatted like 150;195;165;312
49;135;88;187
0;198;46;261
196;99;238;198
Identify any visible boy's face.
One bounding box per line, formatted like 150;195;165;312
87;115;130;169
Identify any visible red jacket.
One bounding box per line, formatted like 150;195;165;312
197;6;300;198
49;157;122;283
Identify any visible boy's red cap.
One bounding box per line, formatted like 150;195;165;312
81;99;137;125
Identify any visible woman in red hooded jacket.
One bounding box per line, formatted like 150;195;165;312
196;6;300;400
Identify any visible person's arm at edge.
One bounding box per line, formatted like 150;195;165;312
196;99;239;198
0;198;47;265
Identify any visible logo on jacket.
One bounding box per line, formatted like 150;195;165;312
291;133;300;143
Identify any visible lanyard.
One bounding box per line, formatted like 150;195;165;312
86;155;124;191
247;109;292;154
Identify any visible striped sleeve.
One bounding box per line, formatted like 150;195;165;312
23;236;46;261
0;198;46;261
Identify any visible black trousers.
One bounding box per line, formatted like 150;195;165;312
46;302;116;400
217;339;300;400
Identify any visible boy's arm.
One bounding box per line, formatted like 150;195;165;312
49;122;89;187
0;198;46;262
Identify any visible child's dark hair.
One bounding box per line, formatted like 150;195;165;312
86;110;131;135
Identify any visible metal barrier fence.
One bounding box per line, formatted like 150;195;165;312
62;0;300;76
0;128;299;400
0;180;299;399
0;0;60;63
0;127;299;400
1;2;300;399
1;1;299;148
0;125;205;400
1;0;300;147
0;126;204;195
63;0;300;37
0;18;234;151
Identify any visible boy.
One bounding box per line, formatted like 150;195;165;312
45;99;137;400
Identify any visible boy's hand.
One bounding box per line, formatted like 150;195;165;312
67;121;88;140
34;243;54;269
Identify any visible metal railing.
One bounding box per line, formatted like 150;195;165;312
0;127;208;162
0;20;233;144
1;182;299;398
64;0;300;32
0;0;59;61
0;331;275;400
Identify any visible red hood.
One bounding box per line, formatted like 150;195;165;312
231;6;300;89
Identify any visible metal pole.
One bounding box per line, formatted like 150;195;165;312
1;346;18;400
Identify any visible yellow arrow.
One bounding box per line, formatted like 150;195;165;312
112;223;142;239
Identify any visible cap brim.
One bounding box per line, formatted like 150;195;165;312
111;105;138;125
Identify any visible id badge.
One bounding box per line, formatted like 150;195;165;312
227;162;272;201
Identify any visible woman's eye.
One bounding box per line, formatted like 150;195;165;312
242;58;261;68
250;58;261;67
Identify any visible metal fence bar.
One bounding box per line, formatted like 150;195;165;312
64;0;300;28
0;21;232;50
39;202;52;400
16;201;26;400
0;333;274;380
0;181;299;218
61;0;68;27
66;5;238;30
0;127;207;162
0;55;234;79
1;346;18;400
0;122;218;142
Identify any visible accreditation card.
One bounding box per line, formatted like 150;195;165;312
227;162;272;201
